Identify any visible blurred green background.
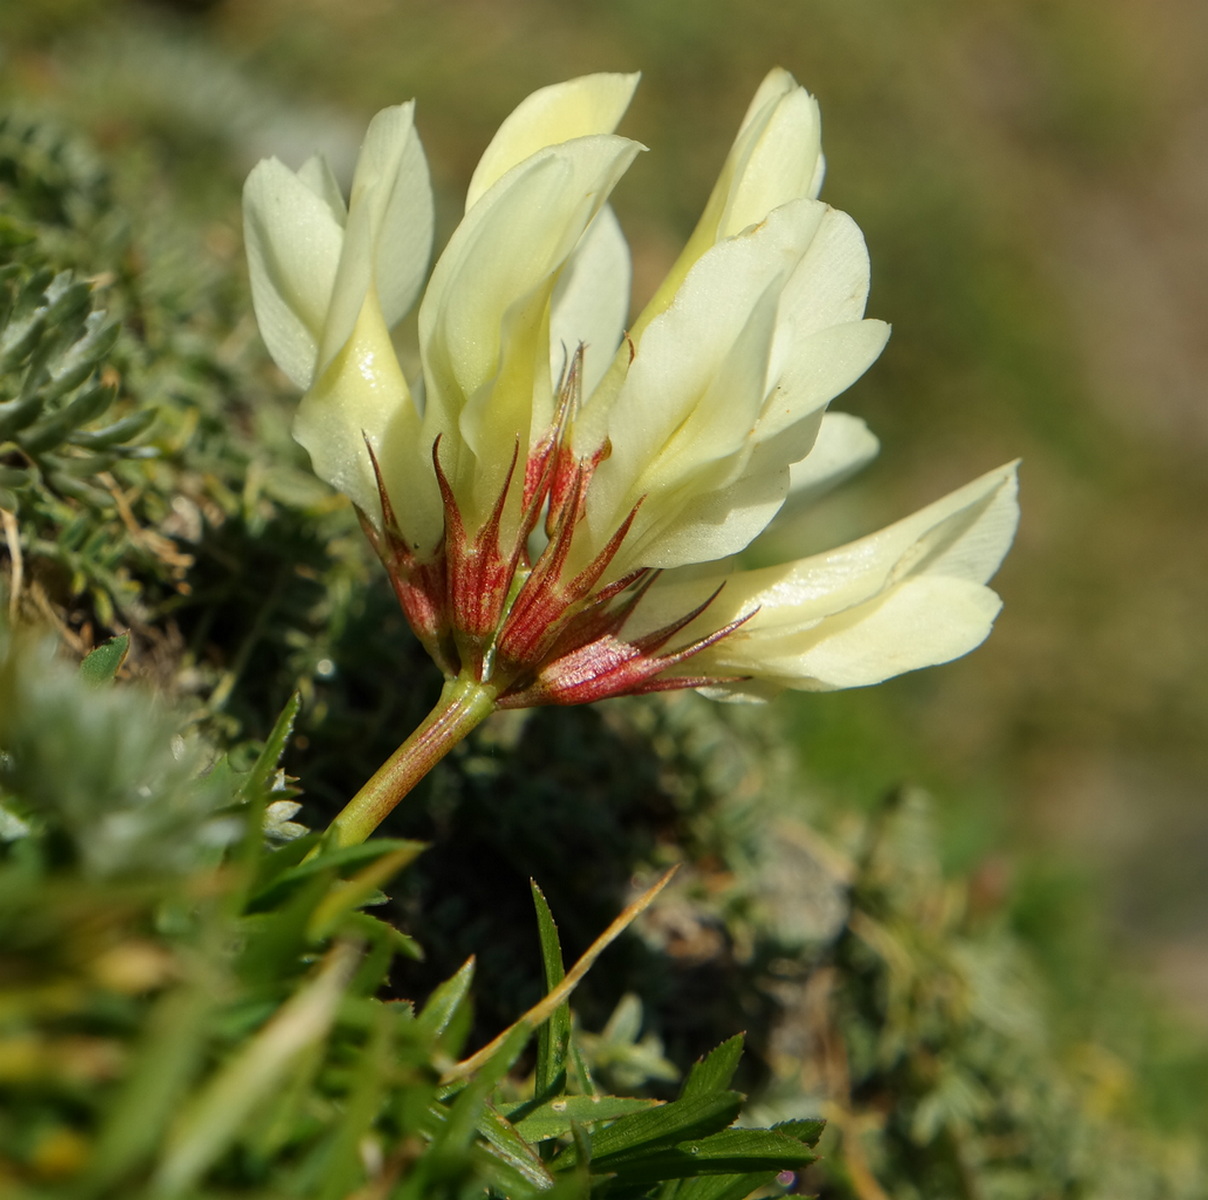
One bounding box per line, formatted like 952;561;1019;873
3;0;1206;1018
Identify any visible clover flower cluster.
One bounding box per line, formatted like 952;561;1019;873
244;71;1017;709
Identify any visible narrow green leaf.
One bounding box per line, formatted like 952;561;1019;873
86;986;213;1193
234;873;337;994
238;692;301;806
416;957;476;1040
250;838;426;909
509;1095;661;1144
340;910;423;962
769;1118;825;1148
22;379;115;453
78;631;129;685
153;944;358;1198
448;869;677;1083
601;1128;818;1185
680;1035;745;1099
420;1025;533;1191
67;405;157;449
47;312;118;396
478;1105;556;1192
663;1170;783;1200
566;1123;593;1177
567;1036;599;1097
531;879;570;1098
0;391;43;438
307;843;425;942
554;1092;742;1170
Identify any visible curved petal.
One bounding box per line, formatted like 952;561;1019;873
717;84;825;239
585;201;820;496
584;197;877;572
548;205;631;398
767;207;879;384
732;461;1020;627
318;102;433;371
629;68;823;340
419;134;641;525
243;157;345;389
294;288;437;546
633;461;1019;692
623;459;795;572
742;575;1004;690
759;318;890;444
783;411;880;509
466;73;640;210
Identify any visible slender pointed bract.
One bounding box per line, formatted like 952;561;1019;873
245;70;1019;842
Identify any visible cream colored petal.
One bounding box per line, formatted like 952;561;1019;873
584;201;887;574
294;287;439;546
466;73;640;210
585;287;782;571
647;465;1017;697
758;318;890;446
768;208;876;383
368;111;434;330
783;412;880;508
707;576;1004;692
632;461;1018;644
243;157;344;389
618;403;866;574
296;153;347;222
630;69;823;339
318;102;432;370
585;199;824;541
734;461;1020;631
736;68;798;132
623;460;793;572
717;86;824;239
548;205;631;398
804;575;1005;688
419;135;641;524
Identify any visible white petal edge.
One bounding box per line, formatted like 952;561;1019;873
466;73;640;210
783;412;881;509
705;575;1005;693
243;157;345;389
318;102;432;371
626;69;823;342
548;205;632;398
419;135;641;522
584;198;828;533
631;461;1019;642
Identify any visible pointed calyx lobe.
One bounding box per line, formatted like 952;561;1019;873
364;347;747;706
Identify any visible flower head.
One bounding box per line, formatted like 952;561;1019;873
244;71;1018;709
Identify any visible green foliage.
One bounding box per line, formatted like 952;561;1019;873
786;789;1208;1198
1;26;1206;1200
0;626;820;1198
0;111;115;259
0;266;148;509
78;631;130;685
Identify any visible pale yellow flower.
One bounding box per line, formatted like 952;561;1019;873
244;71;1018;707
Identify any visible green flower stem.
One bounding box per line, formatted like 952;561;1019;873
325;674;497;848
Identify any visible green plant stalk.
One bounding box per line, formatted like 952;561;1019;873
325;674;497;847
